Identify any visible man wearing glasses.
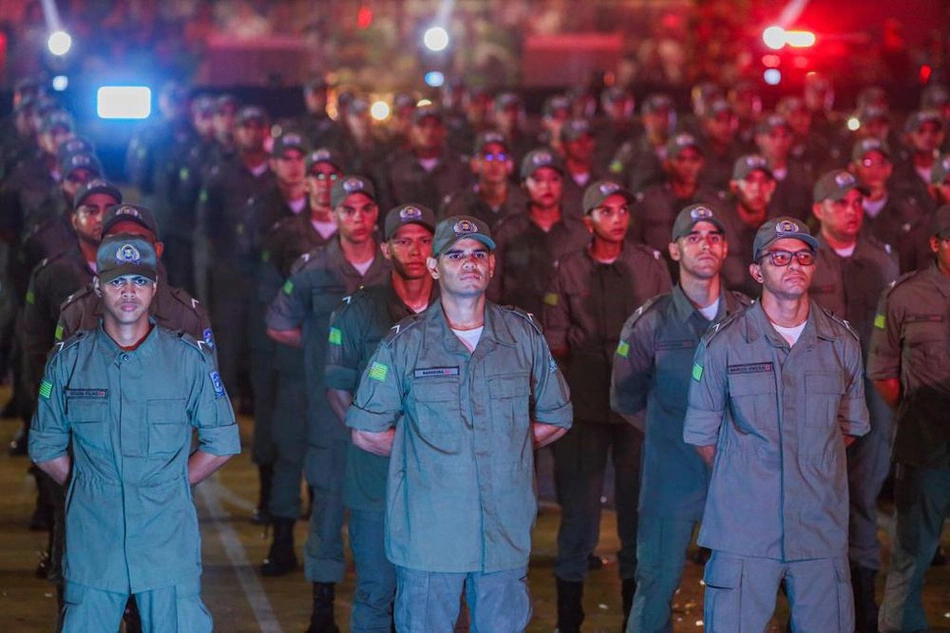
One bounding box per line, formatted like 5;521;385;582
684;217;869;631
439;131;527;229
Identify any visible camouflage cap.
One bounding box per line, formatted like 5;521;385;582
732;154;773;181
671;203;727;241
752;217;818;261
582;179;635;214
74;178;122;210
813;169;869;203
520;148;565;180
97;234;158;284
383;204;436;240
330;175;376;209
431;215;495;256
102;203;160;238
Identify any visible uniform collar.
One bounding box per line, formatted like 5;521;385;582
670;284;745;324
742;299;835;348
421;300;518;353
923;262;950;298
326;236;385;278
96;318;159;360
383;275;440;320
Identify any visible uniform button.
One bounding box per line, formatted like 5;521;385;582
121;353;130;362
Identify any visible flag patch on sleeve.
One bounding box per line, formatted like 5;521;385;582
39;379;53;399
691;363;703;381
282;279;294;295
873;314;885;329
368;362;388;382
616;341;630;358
328;327;342;345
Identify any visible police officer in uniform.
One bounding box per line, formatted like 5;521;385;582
754;114;814;222
609;93;676;193
266;176;390;632
488;150;590;318
869;205;950;633
439;131;527;228
543;180;670;632
684;217;870;631
325;204;438;632
809;169;900;632
28;234;240;632
345;215;573;632
612;204;750;633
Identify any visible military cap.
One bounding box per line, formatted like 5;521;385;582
330;175;376;209
851;138;890;162
641;93;674;114
755;113;790;136
431;215;495;256
753;217;818;261
666;132;704;159
191;95;215;115
931;204;950;238
214;94;240;113
776;96;806;116
560;118;592;143
542;94;571;118
856;86;887;109
74;178;122;210
922;83;950;109
930;154;950;185
384;204;436;240
520;148;565;180
672;204;727;241
582;179;635;214
704;98;733;118
307;147;345;172
236;105;268;126
904;109;943;133
271;132;307;158
102;203;160;238
474;131;509;154
601;86;629;105
813;169;869;203
97;235;158;283
857;105;889;125
40;110;73;134
494;92;521;111
732;154;773;181
62;152;102;177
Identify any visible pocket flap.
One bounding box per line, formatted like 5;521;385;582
703;557;742;589
805;372;845;395
488;373;530;399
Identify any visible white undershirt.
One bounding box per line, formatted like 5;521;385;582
833;243;856;258
772;167;788;181
915;165;931;184
311;219;337;239
249;162;269;177
863;195;887;219
452;326;484;352
772;321;807;346
418;157;439;173
287;198;307;215
351;258;374;275
698;297;720;321
572;172;591;187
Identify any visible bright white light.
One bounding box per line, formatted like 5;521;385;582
48;30;72;56
424;71;445;88
785;30;816;48
763;69;782;85
52;75;68;92
370;100;390;121
97;86;152;120
416;99;432;107
423;26;450;52
847;116;860;131
763;26;785;50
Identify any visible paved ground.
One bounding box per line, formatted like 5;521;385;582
1;400;947;632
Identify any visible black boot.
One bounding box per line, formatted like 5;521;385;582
306;582;340;633
123;597;143;633
260;517;297;576
851;565;879;633
251;464;274;524
621;578;637;632
555;578;584;633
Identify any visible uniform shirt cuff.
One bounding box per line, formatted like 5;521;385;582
28;430;69;463
346;405;397;433
265;310;301;332
197;424;242;456
324;365;358;392
683;410;722;446
865;356;900;381
534;401;573;428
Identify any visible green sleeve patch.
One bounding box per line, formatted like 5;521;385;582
368;362;388;382
543;292;559;307
25;290;35;305
261;250;270;263
54;324;64;341
39;379;53;399
691;363;703;382
328;327;342;346
282;279;294;295
616;341;630;358
873;314;885;329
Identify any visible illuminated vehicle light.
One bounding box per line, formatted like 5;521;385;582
763;69;782;86
847;117;860;131
370;100;390;121
763;26;786;50
793;56;810;69
785;30;816;48
97;86;152;120
762;54;781;68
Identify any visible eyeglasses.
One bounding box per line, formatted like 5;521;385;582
481;152;508;162
311;172;339;181
759;249;816;267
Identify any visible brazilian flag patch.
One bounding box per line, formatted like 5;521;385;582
691;363;703;382
616;341;630;358
328;327;342;346
54;324;64;341
873;314;885;329
39;379;53;400
543;292;559;307
368;362;388;382
282;279;294;295
25;290;35;305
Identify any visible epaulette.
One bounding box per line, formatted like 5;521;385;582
60;284;95;310
50;330;86;356
177;330;215;358
818;304;860;342
701;308;744;344
167;286;203;314
383;313;425;342
623;294;665;331
881;269;920;297
501;304;543;335
289;246;325;276
729;290;754;309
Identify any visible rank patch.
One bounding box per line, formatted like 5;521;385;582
202;328;215;349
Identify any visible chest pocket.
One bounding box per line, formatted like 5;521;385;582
488;373;531;436
904;320;947;370
67;398;109;453
726;371;776;433
147;398;188;458
412;380;461;454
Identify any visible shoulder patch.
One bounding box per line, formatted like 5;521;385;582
501;305;543;335
52;330;86;355
622;295;664;332
383;313;425;342
702;308;744;345
820;306;860;341
883;270;921;297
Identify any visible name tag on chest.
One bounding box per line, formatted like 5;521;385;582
727;363;773;375
413;367;460;379
65;388;109;398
